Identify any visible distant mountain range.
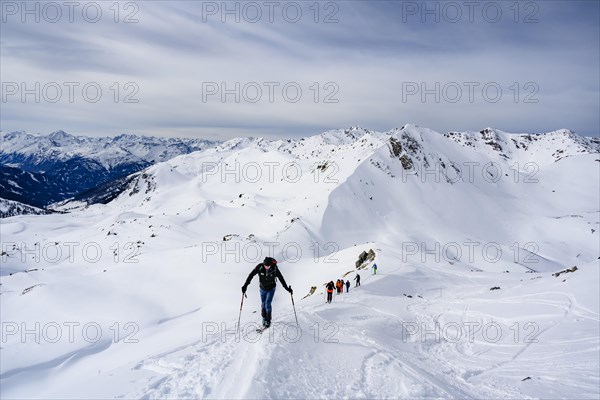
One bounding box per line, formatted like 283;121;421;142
0;130;218;210
1;127;599;216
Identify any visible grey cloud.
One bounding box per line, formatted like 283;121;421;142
0;0;598;137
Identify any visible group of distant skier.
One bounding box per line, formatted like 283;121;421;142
325;273;362;303
324;263;378;304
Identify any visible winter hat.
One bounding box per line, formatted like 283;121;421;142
263;257;277;267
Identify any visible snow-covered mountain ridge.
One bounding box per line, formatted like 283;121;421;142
103;124;597;264
51;124;600;212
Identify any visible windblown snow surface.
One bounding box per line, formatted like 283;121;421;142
1;125;599;399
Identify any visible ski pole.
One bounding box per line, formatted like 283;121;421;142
289;287;299;327
237;292;246;334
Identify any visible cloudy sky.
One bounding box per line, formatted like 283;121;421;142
1;0;598;139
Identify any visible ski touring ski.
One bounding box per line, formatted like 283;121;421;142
256;325;270;334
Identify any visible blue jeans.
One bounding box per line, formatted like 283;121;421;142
260;287;276;313
260;288;275;313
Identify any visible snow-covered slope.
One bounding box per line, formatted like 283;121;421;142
0;125;598;399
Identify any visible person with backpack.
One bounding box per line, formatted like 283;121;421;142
345;280;350;293
242;256;292;329
354;273;361;287
326;281;335;303
373;263;378;275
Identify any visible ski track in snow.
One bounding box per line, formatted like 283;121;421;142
124;267;600;400
405;288;600;399
127;288;523;399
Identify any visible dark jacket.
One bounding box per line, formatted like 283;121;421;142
244;263;290;291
